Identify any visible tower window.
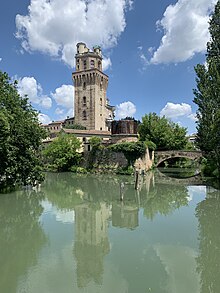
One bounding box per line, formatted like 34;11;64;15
98;61;101;70
100;98;102;105
83;110;87;120
83;82;86;90
90;60;95;68
83;60;87;70
83;96;86;106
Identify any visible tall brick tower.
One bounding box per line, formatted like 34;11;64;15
72;42;114;131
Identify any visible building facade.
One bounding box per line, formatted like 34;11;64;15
72;42;114;131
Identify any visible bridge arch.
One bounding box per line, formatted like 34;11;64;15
154;151;203;167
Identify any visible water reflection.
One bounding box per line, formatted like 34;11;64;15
74;202;110;288
1;172;220;292
42;172;194;291
0;190;46;293
196;187;220;293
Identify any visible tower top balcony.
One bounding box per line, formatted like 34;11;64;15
76;42;102;57
75;42;103;72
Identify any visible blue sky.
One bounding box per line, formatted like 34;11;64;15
0;0;217;134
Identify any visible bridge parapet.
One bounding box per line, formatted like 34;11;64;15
154;150;202;167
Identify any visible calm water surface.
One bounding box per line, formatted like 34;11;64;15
0;171;220;293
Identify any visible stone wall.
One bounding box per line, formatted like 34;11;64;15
82;148;128;172
81;147;154;174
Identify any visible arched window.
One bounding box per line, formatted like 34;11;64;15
83;110;87;120
83;60;87;70
98;61;101;70
83;82;86;90
83;96;86;106
90;60;95;68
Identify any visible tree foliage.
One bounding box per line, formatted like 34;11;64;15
89;136;102;149
138;113;187;150
43;134;82;171
0;71;46;190
109;141;146;166
193;1;220;177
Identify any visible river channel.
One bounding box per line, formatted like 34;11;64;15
0;171;219;293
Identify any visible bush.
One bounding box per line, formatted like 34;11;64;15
116;166;134;175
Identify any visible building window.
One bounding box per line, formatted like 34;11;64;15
98;61;101;70
100;82;103;90
83;137;86;142
77;59;80;64
90;60;95;68
100;113;102;116
100;98;102;105
83;96;86;106
83;82;86;90
83;110;87;120
88;145;91;151
83;60;87;70
100;127;102;130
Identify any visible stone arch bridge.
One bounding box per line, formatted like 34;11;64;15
154;150;203;167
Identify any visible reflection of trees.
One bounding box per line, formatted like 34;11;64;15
139;172;189;220
0;190;46;293
44;172;126;210
195;188;220;293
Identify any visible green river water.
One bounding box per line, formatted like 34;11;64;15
0;171;220;293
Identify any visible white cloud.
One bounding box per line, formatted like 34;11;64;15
17;76;52;109
188;113;198;122
160;102;192;118
102;57;112;71
38;113;51;124
40;96;53;109
51;84;74;109
116;101;136;119
15;0;132;67
55;108;64;115
149;0;217;64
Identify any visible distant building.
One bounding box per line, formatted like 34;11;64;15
187;134;197;144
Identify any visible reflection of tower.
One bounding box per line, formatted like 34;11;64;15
112;203;139;230
73;202;111;288
72;42;114;131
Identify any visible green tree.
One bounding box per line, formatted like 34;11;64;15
43;133;82;171
193;2;220;177
0;71;46;190
138;112;187;150
89;136;102;149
